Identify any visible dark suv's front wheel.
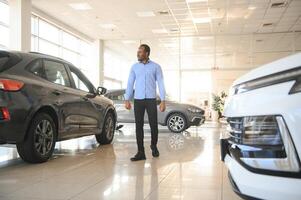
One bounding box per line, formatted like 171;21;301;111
16;113;56;163
96;112;115;144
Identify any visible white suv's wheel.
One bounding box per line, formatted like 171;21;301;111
167;113;187;133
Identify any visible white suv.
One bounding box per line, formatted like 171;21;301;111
221;53;301;200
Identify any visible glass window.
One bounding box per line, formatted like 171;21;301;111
103;79;122;89
62;49;79;66
27;59;44;77
0;2;9;25
39;20;60;44
31;15;96;85
62;31;79;50
0;25;9;48
44;60;70;87
70;71;90;92
39;39;60;57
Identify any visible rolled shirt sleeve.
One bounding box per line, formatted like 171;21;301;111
124;65;135;100
156;64;166;101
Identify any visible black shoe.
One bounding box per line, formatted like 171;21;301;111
130;151;146;161
150;145;160;157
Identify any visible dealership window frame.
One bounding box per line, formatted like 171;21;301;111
31;14;96;87
0;0;9;50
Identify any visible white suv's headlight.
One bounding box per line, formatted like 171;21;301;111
226;115;300;173
232;67;301;95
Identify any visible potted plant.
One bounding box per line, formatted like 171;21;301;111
211;91;227;122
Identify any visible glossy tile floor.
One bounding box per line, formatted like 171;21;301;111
0;122;242;200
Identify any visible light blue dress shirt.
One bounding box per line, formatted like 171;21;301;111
124;60;166;101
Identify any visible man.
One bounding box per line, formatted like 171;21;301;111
124;44;166;161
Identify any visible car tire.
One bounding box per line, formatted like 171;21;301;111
16;112;56;163
167;113;187;133
96;112;115;144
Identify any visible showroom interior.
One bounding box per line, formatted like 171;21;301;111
0;0;301;199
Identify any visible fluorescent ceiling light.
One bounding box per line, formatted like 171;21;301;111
152;29;168;34
99;24;117;29
186;0;208;3
69;3;92;10
136;11;155;17
193;17;211;23
248;6;256;10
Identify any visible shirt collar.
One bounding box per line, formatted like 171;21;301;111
140;59;151;64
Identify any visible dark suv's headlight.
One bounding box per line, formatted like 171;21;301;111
232;67;301;95
226;115;300;173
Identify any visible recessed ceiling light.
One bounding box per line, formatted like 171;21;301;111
136;11;155;17
262;23;274;27
69;3;92;10
186;0;208;3
271;2;287;8
158;10;170;15
99;24;117;29
170;28;179;32
248;6;256;10
192;17;211;23
152;29;168;34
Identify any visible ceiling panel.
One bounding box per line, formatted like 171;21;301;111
32;0;301;71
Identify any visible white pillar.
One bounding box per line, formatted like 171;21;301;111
97;40;104;86
9;0;31;51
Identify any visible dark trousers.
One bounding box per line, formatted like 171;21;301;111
134;99;158;152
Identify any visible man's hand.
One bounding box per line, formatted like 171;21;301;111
159;101;166;112
125;100;131;110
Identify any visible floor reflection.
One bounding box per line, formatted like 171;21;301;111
0;122;241;200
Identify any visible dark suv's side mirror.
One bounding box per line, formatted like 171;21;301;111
96;86;107;95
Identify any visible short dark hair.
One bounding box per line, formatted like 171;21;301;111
140;44;151;56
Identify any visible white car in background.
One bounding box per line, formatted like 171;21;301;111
221;53;301;200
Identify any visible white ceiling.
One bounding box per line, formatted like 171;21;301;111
32;0;301;40
32;0;301;70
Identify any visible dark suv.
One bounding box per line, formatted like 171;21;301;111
0;51;116;163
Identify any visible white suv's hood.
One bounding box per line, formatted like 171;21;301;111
233;53;301;86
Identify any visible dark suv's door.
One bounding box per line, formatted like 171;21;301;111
42;59;83;139
69;66;104;134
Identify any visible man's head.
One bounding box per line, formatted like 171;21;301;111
137;44;150;62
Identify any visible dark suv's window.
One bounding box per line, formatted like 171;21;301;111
44;60;71;87
0;52;22;72
27;59;44;77
71;71;90;92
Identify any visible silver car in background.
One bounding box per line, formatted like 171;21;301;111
105;89;205;133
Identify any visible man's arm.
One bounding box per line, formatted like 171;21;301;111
124;66;135;109
156;65;166;112
156;65;166;101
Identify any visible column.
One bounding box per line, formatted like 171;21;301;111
9;0;31;51
94;39;104;86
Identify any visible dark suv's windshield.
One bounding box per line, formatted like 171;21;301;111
0;51;22;73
